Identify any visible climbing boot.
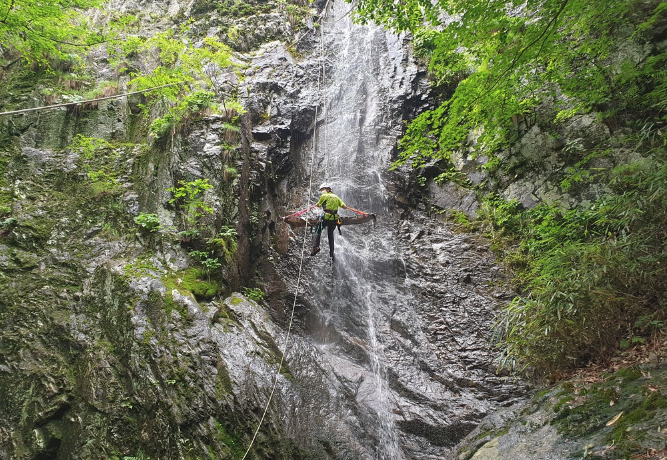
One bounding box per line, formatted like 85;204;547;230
310;247;320;256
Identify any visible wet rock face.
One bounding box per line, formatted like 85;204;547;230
0;115;294;458
0;231;322;459
245;2;527;456
242;42;318;181
270;211;526;460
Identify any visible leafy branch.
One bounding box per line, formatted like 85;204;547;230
0;0;104;66
471;0;571;108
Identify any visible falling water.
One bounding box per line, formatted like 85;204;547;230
296;1;417;457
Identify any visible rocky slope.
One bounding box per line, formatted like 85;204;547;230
451;355;667;460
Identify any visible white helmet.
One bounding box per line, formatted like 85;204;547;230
318;183;332;191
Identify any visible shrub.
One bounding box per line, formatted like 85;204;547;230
134;213;161;232
242;287;264;302
490;152;667;377
168;178;214;232
207;226;237;263
189;249;222;277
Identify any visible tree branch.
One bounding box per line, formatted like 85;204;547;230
473;0;571;105
1;0;14;23
0;57;21;69
24;25;106;47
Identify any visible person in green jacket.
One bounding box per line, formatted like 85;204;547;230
311;183;348;259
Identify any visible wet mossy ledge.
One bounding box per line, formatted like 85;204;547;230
452;356;667;460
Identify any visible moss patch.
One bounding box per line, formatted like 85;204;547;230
553;363;667;457
215;359;234;398
162;268;220;302
214;421;245;459
249;322;294;382
230;296;243;305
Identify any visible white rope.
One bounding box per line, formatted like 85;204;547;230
239;3;330;457
239;207;311;460
0;81;188;117
320;15;330;180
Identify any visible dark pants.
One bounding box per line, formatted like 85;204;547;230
313;220;337;257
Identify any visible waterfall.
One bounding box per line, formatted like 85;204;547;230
269;0;525;456
294;1;416;457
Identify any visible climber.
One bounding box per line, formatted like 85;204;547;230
310;183;348;260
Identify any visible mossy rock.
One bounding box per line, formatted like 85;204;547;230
553;363;667;456
162;268;221;301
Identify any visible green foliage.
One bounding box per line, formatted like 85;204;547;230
168;179;214;229
242;287;265;302
149;90;216;139
134;213;161;233
218;225;237;240
207;226;237;263
0;0;103;68
188;249;222;277
223;166;238;182
104;20;241;140
434;167;474;188
284;2;312;30
69;135;114;159
0;217;17;230
353;0;667;173
200;256;221;272
447;209;473;232
487;152;667;376
559;149;610;192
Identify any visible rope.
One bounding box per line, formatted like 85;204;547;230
240;3;331;457
239;209;310;460
320;17;330;180
345;206;369;216
0;81;188;117
282;204;318;220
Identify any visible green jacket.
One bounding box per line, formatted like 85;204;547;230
317;192;346;221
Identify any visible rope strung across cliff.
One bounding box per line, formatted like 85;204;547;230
0;81;188;117
239;3;331;458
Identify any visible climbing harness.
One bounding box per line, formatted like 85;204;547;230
282;205;375;228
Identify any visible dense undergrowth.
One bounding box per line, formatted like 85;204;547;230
483;147;667;377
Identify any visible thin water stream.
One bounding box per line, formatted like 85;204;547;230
298;2;414;457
